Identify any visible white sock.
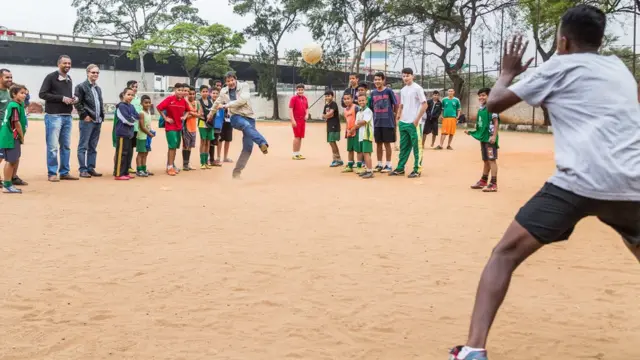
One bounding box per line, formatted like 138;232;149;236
293;152;299;156
457;346;486;359
386;161;392;167
167;165;173;170
377;161;382;166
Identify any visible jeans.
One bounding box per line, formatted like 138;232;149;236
229;115;268;174
77;121;102;173
45;114;72;176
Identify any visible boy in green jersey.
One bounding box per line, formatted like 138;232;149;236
465;87;499;192
0;84;28;194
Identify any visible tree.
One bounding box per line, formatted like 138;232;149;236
391;0;507;104
307;0;411;73
131;23;245;86
231;0;313;120
72;0;204;90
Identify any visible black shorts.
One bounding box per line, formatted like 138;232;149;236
374;127;396;143
0;139;21;163
423;119;438;136
480;142;498;161
515;182;640;246
220;121;233;142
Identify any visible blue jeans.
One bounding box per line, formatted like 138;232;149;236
45;114;72;176
229;115;268;174
77;120;102;173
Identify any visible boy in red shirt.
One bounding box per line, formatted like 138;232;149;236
156;83;192;176
288;83;308;160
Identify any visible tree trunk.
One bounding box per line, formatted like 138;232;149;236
271;55;280;120
352;45;366;74
138;50;148;91
448;70;465;104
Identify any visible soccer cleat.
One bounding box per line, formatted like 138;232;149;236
388;169;405;176
213;160;223;167
329;160;340;167
435;145;443;150
335;160;344;166
483;183;498;192
408;171;421;178
2;185;22;194
292;155;305;160
374;165;383;172
114;176;129;181
361;171;374;179
167;168;177;176
447;146;454;150
381;165;393;173
136;171;148;177
11;176;28;185
260;144;269;154
341;166;354;173
471;180;488;189
297;154;306;160
183;165;193;171
200;164;208;170
355;167;365;175
128;168;136;174
448;346;488;360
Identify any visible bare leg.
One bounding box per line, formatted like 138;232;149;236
329;142;341;160
224;141;230;160
439;134;447;147
12;159;19;178
489;160;498;178
483;161;491;176
384;143;392;162
293;137;301;153
4;162;15;184
136;153;142;169
376;142;383;162
447;134;454;148
216;142;223;161
363;153;372;169
431;134;437;147
168;149;176;167
348;151;354;163
466;221;543;348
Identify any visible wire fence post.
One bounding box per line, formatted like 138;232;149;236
532;0;540;131
633;0;637;80
499;8;504;74
443;32;448;91
467;28;472;119
402;36;406;69
384;40;388;74
421;30;426;87
481;39;485;88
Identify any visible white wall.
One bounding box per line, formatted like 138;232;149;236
0;63;155;104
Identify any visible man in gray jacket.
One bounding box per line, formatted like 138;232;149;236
74;64;105;178
214;72;268;178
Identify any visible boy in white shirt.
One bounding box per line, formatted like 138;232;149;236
354;94;374;179
390;68;428;178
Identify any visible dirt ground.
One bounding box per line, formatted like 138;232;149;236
0;122;638;360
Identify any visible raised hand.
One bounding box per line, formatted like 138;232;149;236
502;35;534;77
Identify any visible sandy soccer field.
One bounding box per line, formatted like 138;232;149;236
0;121;638;360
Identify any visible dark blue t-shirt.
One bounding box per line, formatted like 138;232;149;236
371;88;398;128
229;88;237;101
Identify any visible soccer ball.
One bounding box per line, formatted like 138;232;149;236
302;43;323;65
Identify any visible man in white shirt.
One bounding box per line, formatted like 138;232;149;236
449;5;640;360
390;68;428;178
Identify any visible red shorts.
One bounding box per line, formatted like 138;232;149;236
292;118;306;138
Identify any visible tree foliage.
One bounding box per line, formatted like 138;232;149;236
131;23;245;86
285;45;346;86
231;0;314;119
308;0;411;73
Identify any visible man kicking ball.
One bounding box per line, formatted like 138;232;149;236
449;5;640;360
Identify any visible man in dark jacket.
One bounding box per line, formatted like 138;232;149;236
422;90;443;148
39;55;79;182
74;64;105;178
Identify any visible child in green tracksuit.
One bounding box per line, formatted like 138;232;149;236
0;85;28;194
466;87;500;192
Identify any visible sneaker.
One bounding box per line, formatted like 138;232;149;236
335;160;344;166
292;155;304;160
483;183;498;192
200;164;208;170
381;165;392;173
128;168;136;174
232;171;241;179
11;176;28;185
388;169;405;176
341;166;354;173
205;164;213;169
213;160;223;167
183;165;193;171
114;176;129;181
470;180;488;189
88;170;103;177
167;168;177;176
297;154;306;160
260;144;269;154
355;168;365;175
408;171;421;178
329;160;340;167
448;346;488;360
3;185;22;194
447;146;454;150
435;145;443;150
146;171;154;176
374;165;383;172
361;171;374;179
136;171;148;177
79;172;92;178
223;158;233;163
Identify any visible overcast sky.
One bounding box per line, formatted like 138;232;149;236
2;0;638;74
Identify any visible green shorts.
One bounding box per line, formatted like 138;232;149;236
136;139;148;153
199;127;215;141
346;136;360;152
327;132;340;143
166;130;181;150
360;140;373;153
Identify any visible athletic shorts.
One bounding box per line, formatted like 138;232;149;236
182;129;196;149
220;121;233;142
515;182;640;246
327;131;340;143
423;119;439;136
346;136;360;152
199;127;215;141
360;140;373;153
293;118;306;138
442;117;457;135
136;139;148;153
166;130;181;150
374;127;396;143
481;142;498;161
0;139;21;163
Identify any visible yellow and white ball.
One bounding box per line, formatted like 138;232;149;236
302;43;323;65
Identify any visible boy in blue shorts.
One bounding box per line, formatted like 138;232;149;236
465;88;500;192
